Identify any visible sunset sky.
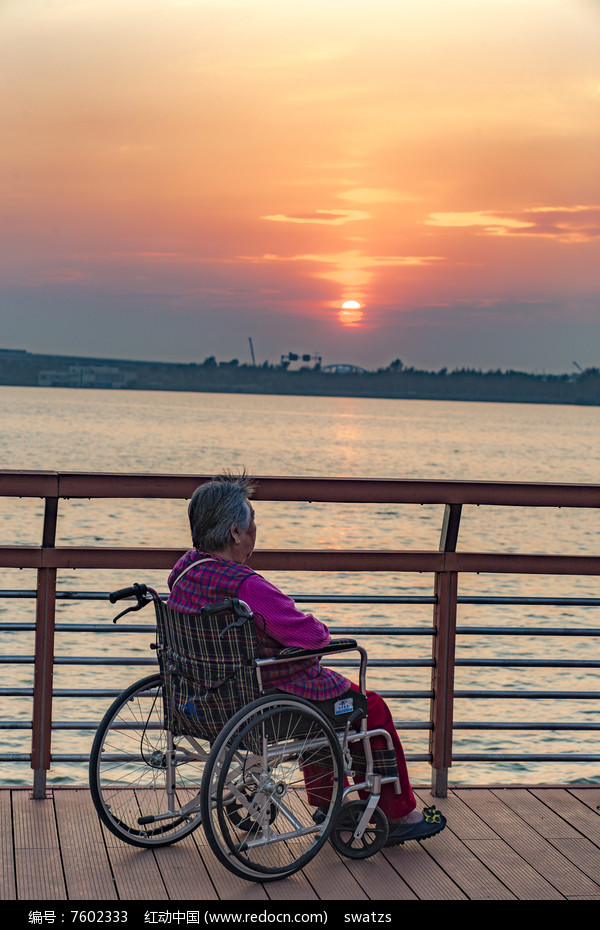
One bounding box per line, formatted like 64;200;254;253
2;0;599;371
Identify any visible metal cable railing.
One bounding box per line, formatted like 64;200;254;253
1;470;599;796
2;589;599;767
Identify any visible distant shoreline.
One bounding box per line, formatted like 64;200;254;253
1;348;598;406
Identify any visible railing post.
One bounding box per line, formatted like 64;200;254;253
31;496;58;799
430;503;461;797
430;571;458;796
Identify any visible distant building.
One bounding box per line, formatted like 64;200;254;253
38;365;131;389
321;364;367;374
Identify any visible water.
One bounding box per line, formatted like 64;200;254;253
1;385;599;788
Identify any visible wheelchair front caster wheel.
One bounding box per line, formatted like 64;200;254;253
330;801;389;859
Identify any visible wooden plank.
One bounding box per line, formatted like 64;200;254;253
54;790;117;900
568;787;600;809
387;788;472;900
426;829;516;900
300;840;369;900
491;788;584;839
100;787;268;900
531;788;600;847
567;787;600;840
194;844;270;901
12;790;60;849
153;838;219;901
0;790;16;901
186;799;285;900
491;788;600;892
459;789;598;898
12;791;66;900
550;838;600;886
340;852;418;900
14;849;66;901
415;787;498;841
265;871;319;901
100;801;268;900
412;790;516;900
565;894;600;900
382;842;467;900
105;844;168;901
463;838;563;900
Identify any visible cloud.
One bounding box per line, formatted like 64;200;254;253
244;249;445;290
524;205;600;242
369;255;445;268
426;212;533;233
251;251;444;267
426;205;600;242
263;209;370;226
111;251;188;259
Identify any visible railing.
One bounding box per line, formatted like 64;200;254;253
1;470;599;799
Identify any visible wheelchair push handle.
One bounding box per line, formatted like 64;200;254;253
109;583;148;604
108;582;154;623
202;597;252;618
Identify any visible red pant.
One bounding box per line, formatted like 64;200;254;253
302;684;417;820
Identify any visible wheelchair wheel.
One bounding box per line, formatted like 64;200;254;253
330;801;389;859
90;675;209;847
200;695;345;881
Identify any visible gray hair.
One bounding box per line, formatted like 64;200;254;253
188;472;255;552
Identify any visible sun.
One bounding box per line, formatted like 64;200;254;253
339;300;363;326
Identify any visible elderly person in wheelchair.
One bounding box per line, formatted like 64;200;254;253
167;473;446;852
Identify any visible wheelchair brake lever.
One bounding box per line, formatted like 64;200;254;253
112;602;143;623
212;598;254;637
112;591;151;623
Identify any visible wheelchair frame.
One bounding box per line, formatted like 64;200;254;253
89;583;401;881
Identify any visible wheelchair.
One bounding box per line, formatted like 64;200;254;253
89;584;402;882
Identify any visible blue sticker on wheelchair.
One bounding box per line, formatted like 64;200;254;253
182;700;204;719
334;698;354;715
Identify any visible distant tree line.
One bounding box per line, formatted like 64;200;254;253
0;349;598;405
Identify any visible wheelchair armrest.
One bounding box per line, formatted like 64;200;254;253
269;638;358;662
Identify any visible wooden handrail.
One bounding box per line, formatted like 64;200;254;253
1;469;600;506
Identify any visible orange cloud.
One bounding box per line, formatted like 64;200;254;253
263;209;370;226
243;250;445;299
427;205;600;242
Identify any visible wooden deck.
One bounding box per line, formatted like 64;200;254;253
3;786;600;905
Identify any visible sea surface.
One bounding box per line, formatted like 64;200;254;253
1;385;599;788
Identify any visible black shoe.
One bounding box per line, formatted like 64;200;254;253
384;807;447;847
312;806;328;825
